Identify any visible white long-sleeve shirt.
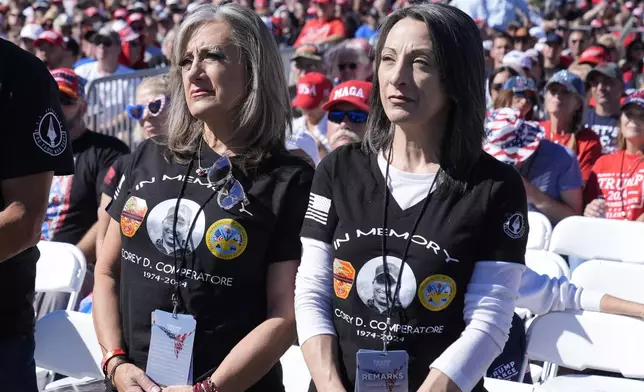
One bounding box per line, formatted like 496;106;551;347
294;155;604;391
294;239;604;391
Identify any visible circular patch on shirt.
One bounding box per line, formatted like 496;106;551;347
32;110;67;156
205;219;248;260
146;198;206;256
417;274;456;312
355;256;417;316
503;212;526;239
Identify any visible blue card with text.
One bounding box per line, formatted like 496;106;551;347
146;310;196;386
355;349;408;392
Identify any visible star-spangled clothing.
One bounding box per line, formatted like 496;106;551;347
305;193;332;225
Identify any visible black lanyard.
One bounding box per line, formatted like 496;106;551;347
170;156;217;317
380;149;440;350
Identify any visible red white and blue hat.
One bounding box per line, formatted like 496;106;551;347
51;68;86;99
502;76;538;93
484;107;545;165
622;89;644;110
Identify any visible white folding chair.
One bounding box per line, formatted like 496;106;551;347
548;216;644;263
523;310;644;390
525;249;570;279
484;377;535;392
280;345;311;392
527;212;552;250
35;241;87;311
572;260;644;303
34;311;103;389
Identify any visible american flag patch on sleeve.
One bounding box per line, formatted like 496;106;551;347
305;193;332;225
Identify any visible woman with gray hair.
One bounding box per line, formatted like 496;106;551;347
93;4;313;392
295;4;528;392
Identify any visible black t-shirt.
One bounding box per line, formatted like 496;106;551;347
101;153;132;198
0;40;74;338
107;139;313;389
42;130;129;245
300;145;528;391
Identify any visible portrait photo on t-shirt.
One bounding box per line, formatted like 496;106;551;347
355;256;417;316
145;198;206;256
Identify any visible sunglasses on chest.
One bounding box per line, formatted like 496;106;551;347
126;95;168;121
203;154;249;211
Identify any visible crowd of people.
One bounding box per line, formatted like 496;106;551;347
2;0;644;391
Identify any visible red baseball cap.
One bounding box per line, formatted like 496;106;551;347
322;80;372;112
34;30;65;48
127;12;144;25
51;68;86;99
118;25;141;42
113;8;128;19
292;72;332;110
579;46;610;65
83;6;99;17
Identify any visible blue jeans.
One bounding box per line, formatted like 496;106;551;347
0;334;38;392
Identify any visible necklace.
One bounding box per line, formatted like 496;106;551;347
195;138;208;177
618;150;644;218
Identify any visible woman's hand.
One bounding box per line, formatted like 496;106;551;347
112;363;161;392
417;368;461;392
161;386;192;392
584;198;606;218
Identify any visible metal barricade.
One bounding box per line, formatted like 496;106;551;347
280;46;295;84
85;67;169;145
85;48;295;146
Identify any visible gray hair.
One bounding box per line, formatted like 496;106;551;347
364;3;486;197
166;3;292;167
137;74;170;98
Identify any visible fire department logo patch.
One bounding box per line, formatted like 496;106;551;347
120;196;148;237
333;259;355;299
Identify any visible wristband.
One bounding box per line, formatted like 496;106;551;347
102;348;128;375
107;357;130;391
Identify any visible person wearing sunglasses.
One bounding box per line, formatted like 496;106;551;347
34;67;129;320
494;75;540;120
96;75;171;257
322;79;372;150
327;39;372;85
93;5;313;392
74;27;133;84
115;22;148;70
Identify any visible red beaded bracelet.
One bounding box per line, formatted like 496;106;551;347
192;379;218;392
101;349;128;375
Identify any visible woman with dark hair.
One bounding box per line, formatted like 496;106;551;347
541;70;602;184
487;65;519;107
93;4;312;392
295;4;528;392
